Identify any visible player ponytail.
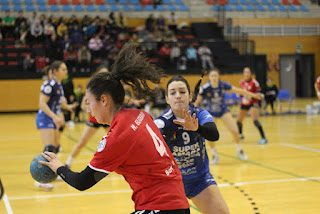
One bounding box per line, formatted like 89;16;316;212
191;70;206;103
87;41;166;107
111;41;166;97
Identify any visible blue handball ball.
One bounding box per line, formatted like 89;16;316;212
30;154;57;183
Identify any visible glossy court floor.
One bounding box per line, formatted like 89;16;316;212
0;99;320;214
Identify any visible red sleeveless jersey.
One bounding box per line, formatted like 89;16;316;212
240;78;261;106
89;109;189;211
316;76;320;86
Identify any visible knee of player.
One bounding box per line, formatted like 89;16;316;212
253;120;261;127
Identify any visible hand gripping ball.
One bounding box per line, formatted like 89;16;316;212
30;154;57;183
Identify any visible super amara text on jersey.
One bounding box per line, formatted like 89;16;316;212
172;142;201;158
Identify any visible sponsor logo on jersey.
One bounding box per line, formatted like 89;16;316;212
97;138;107;152
44;85;52;94
154;119;165;129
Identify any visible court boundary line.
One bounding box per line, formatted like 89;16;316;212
8;176;320;200
280;143;320;153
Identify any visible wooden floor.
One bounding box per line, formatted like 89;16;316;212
1;99;320;214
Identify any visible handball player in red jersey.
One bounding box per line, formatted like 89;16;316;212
315;76;320;100
237;67;267;145
39;42;190;214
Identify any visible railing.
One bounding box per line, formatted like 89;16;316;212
224;18;255;55
224;25;320;36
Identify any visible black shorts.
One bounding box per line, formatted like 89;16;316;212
241;103;259;110
131;209;190;214
86;121;109;128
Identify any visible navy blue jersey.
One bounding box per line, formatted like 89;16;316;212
199;81;232;117
154;105;214;181
37;78;64;116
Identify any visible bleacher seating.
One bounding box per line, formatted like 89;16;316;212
1;5;10;11
87;5;96;11
13;0;21;5
14;5;23;11
38;5;48;11
288;5;298;11
1;0;9;5
257;5;266;11
110;5;119;11
62;4;72;11
122;5;131;11
235;5;244;11
75;4;84;11
50;5;59;11
97;4;106;10
268;5;277;11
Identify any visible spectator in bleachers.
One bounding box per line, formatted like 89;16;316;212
168;12;178;33
29;12;38;28
46;34;63;63
156;14;166;31
0;19;3;41
70;24;84;44
19;21;28;44
141;32;157;57
2;11;15;38
39;14;47;28
81;15;91;28
78;44;91;69
158;43;171;68
145;14;155;32
108;12;117;29
57;21;68;38
68;15;79;28
141;0;152;6
62;34;72;52
88;34;103;59
162;25;175;42
35;52;47;73
15;11;27;40
116;11;128;32
153;26;163;42
23;54;35;73
186;44;198;68
84;21;98;39
198;43;214;70
170;42;181;68
116;33;127;49
153;0;163;7
107;45;119;68
73;84;85;122
64;45;78;72
130;33;140;47
44;22;56;40
48;15;57;28
31;20;44;43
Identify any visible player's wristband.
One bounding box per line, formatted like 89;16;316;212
317;92;320;97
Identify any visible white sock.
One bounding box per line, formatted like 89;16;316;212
211;148;217;155
236;143;242;151
65;156;73;166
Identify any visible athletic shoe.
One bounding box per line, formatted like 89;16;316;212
210;153;220;165
257;138;268;145
239;134;245;140
236;148;248;161
55;176;63;181
34;181;53;190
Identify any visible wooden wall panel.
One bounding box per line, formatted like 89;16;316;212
251;36;320;86
0;74;245;112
